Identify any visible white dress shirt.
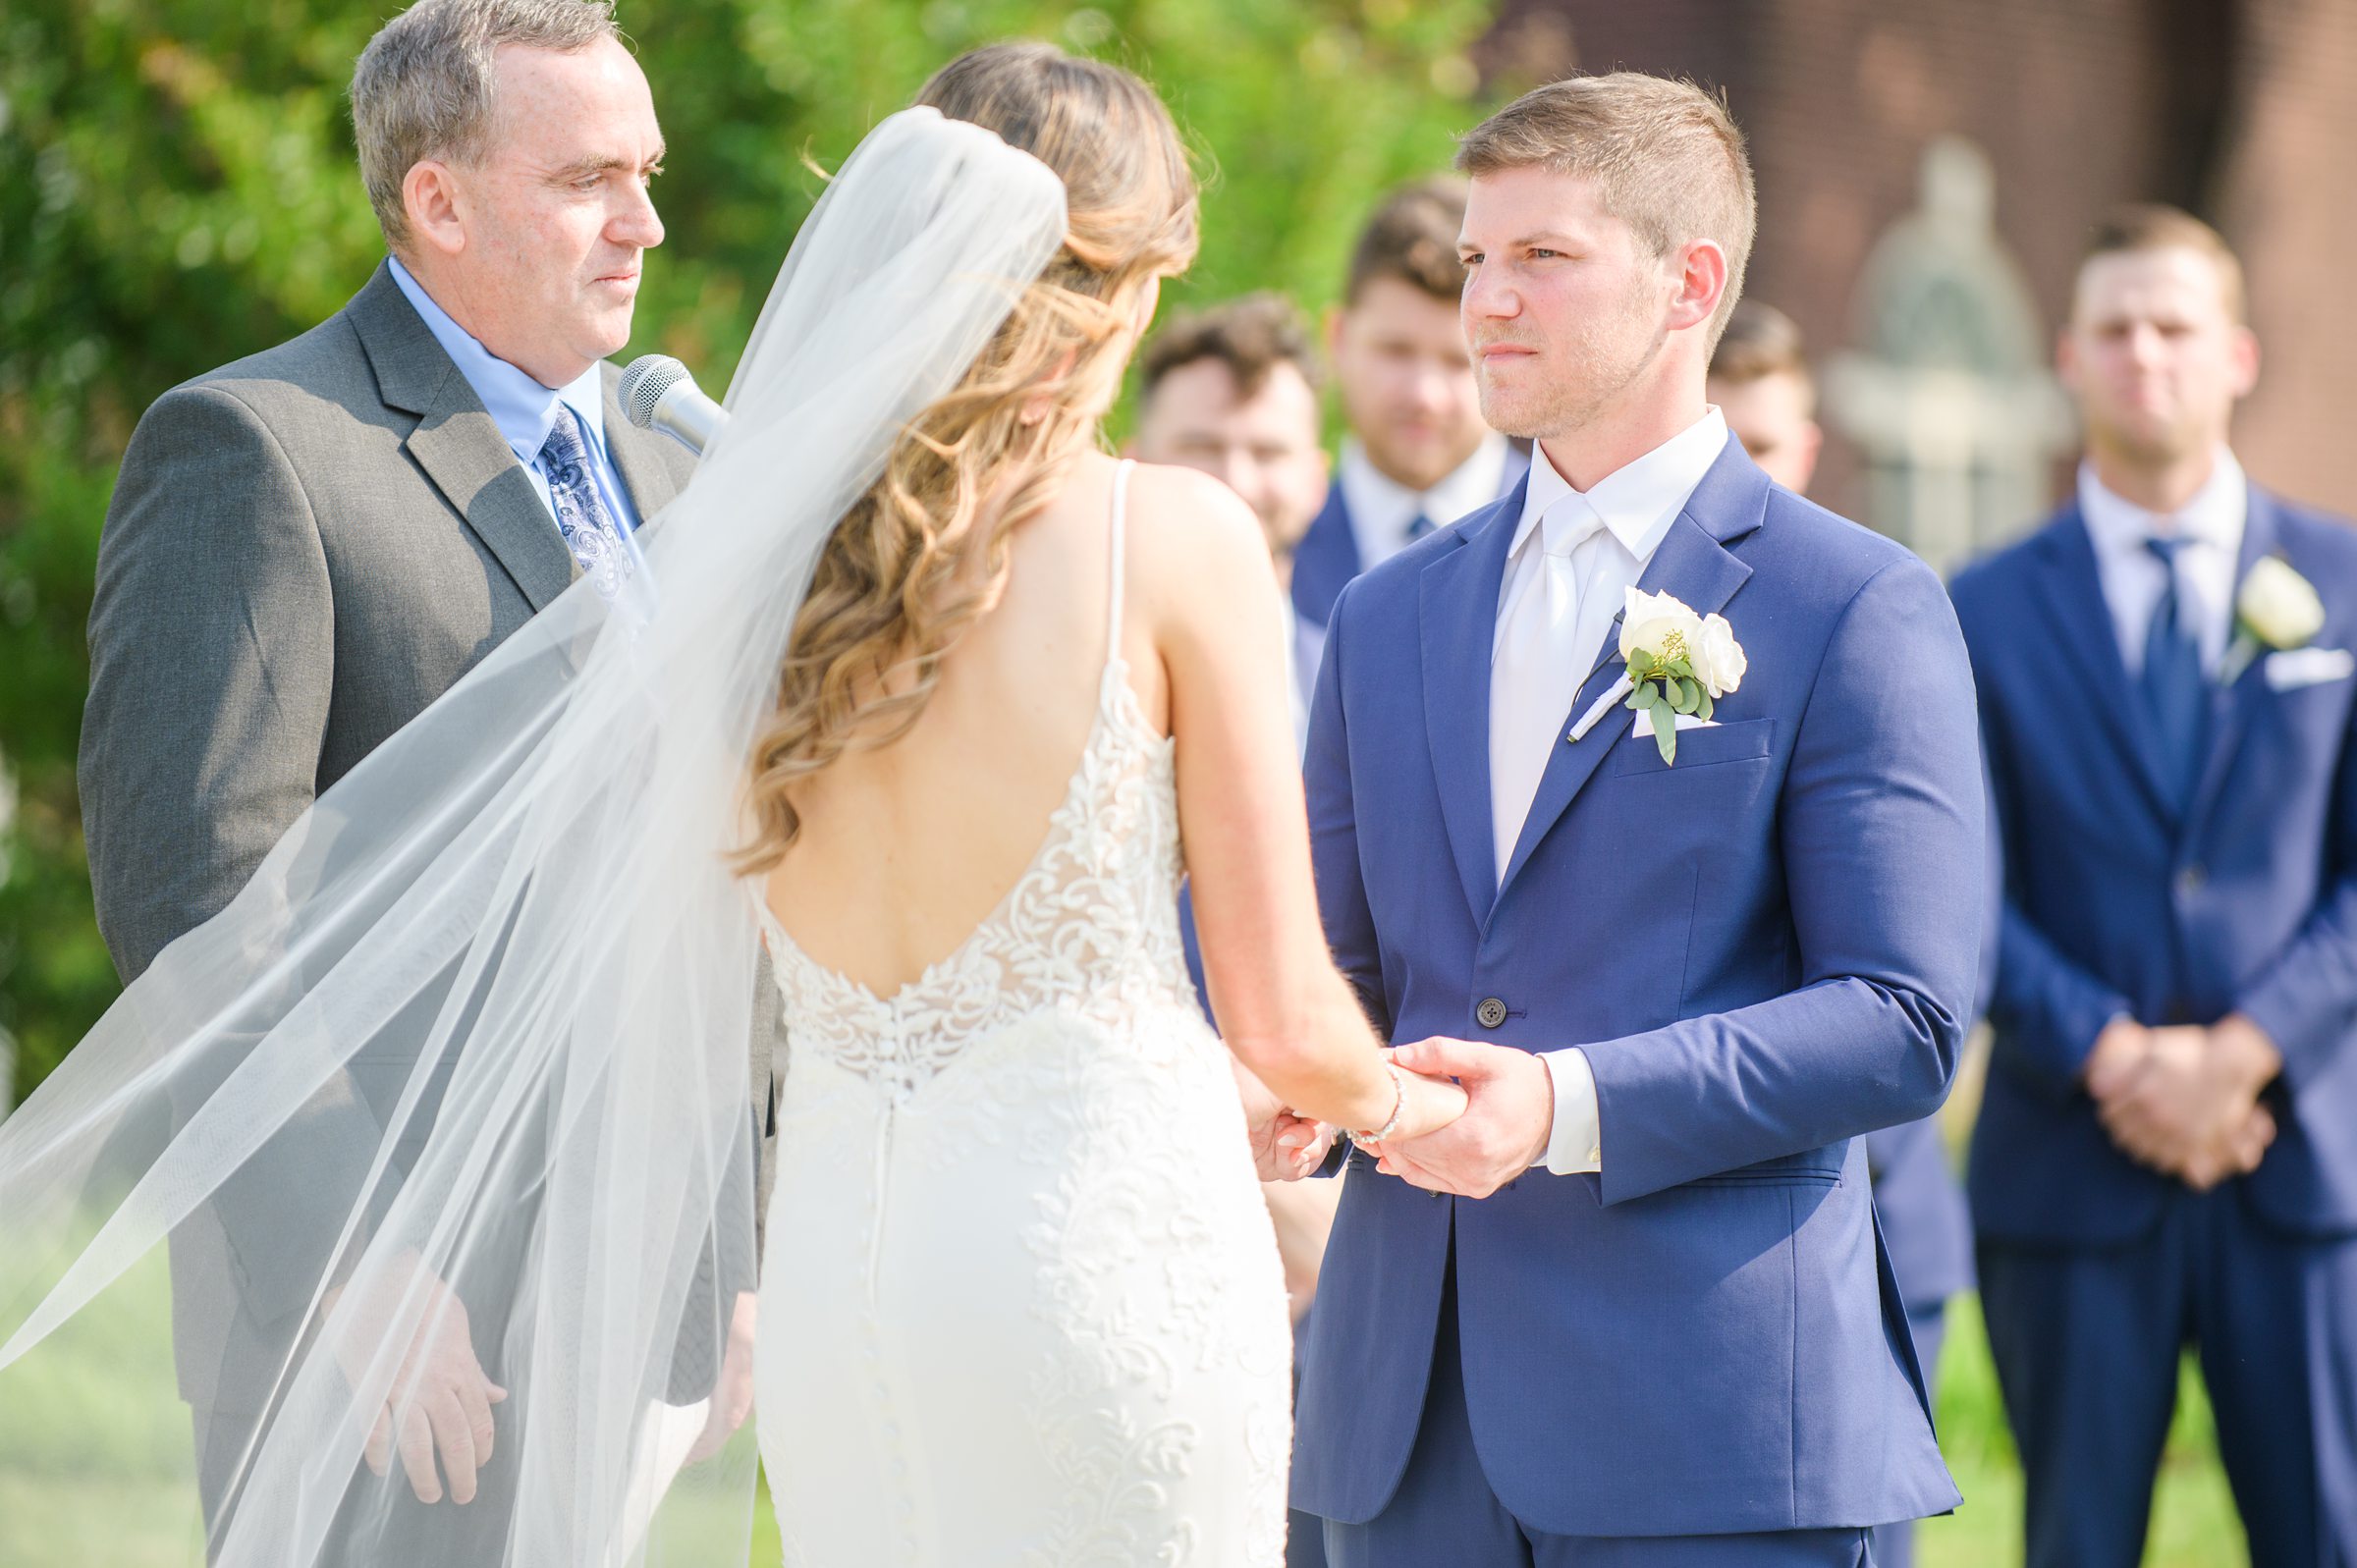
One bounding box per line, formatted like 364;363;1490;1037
1279;592;1312;757
2077;450;2247;676
1487;408;1731;1175
1338;431;1514;573
1292;604;1329;739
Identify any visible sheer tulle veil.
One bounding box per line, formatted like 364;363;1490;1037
0;108;1068;1565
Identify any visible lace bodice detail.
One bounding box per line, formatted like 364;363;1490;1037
753;665;1196;1085
750;473;1199;1093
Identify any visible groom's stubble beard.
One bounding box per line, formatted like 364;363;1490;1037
1471;267;1672;445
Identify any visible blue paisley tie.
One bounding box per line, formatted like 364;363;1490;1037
540;404;631;600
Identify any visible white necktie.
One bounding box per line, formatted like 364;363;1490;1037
1491;502;1607;882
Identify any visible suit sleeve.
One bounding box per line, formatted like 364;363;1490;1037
79;381;376;1325
1974;663;2132;1098
1579;558;1983;1204
2233;688;2357;1090
1867;742;2005;1188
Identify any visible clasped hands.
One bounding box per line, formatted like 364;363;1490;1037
2083;1012;2284;1190
323;1247;507;1505
1242;1039;1553;1200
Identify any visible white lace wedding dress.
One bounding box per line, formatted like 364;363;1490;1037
749;462;1294;1566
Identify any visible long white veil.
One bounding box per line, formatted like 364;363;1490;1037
0;108;1068;1565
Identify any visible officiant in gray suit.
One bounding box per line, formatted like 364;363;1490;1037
77;0;766;1554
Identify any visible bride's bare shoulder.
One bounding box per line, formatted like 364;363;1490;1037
1120;457;1259;536
1117;459;1280;625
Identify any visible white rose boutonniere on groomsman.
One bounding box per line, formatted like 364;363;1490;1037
2223;554;2333;685
2240;556;2326;649
1616;586;1747;763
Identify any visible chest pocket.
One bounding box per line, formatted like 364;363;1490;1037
1606;716;1778;777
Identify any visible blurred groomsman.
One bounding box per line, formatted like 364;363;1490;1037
1289;176;1526;670
1133;293;1343;1568
1706;302;1823;496
1953;206;2357;1568
1709;302;1976;1568
1132;292;1333;744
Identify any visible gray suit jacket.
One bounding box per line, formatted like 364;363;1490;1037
80;261;774;1414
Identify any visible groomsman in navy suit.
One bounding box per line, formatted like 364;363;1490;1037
1291;74;1978;1565
1954;204;2357;1568
1290;176;1527;678
1710;301;1977;1568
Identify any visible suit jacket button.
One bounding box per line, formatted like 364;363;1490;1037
1477;997;1508;1029
2178;863;2208;894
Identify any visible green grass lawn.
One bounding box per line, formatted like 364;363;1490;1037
0;1244;211;1567
3;1246;2249;1566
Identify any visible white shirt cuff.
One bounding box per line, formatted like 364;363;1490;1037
1537;1047;1603;1174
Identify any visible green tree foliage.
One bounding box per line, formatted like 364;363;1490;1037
0;0;1497;1095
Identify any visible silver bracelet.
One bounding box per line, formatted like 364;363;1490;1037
1353;1060;1405;1143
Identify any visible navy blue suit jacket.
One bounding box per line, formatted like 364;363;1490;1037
1288;483;1361;635
1862;774;1996;1314
1289;447;1975;1318
1955;489;2357;1245
1292;441;1977;1536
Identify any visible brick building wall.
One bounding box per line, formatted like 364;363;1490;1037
2220;0;2357;513
1476;0;2357;528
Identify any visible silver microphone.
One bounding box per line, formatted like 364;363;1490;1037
619;353;729;456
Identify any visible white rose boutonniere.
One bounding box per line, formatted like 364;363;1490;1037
1617;585;1745;763
2224;555;2326;681
1695;612;1749;698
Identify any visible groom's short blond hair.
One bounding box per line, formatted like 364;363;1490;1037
1455;74;1757;350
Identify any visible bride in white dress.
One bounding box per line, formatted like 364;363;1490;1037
747;45;1462;1565
0;41;1460;1568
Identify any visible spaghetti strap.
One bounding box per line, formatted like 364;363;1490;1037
1106;458;1134;672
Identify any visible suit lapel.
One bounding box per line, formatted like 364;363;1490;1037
2033;509;2178;823
1495;452;1764;901
349;262;579;612
1419;478;1526;923
601;363;685;522
2183;486;2283;841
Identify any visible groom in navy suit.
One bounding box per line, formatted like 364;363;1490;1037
1954;206;2357;1568
1292;75;1980;1565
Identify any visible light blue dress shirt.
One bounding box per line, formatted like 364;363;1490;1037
387;256;641;534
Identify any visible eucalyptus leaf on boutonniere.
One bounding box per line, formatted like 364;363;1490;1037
1617;586;1747;764
2221;555;2326;683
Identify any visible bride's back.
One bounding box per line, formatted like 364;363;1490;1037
742;44;1205;1000
761;452;1156;996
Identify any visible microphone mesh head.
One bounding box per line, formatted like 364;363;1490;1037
619;354;690;429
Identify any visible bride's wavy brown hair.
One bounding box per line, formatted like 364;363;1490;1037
733;41;1199;873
